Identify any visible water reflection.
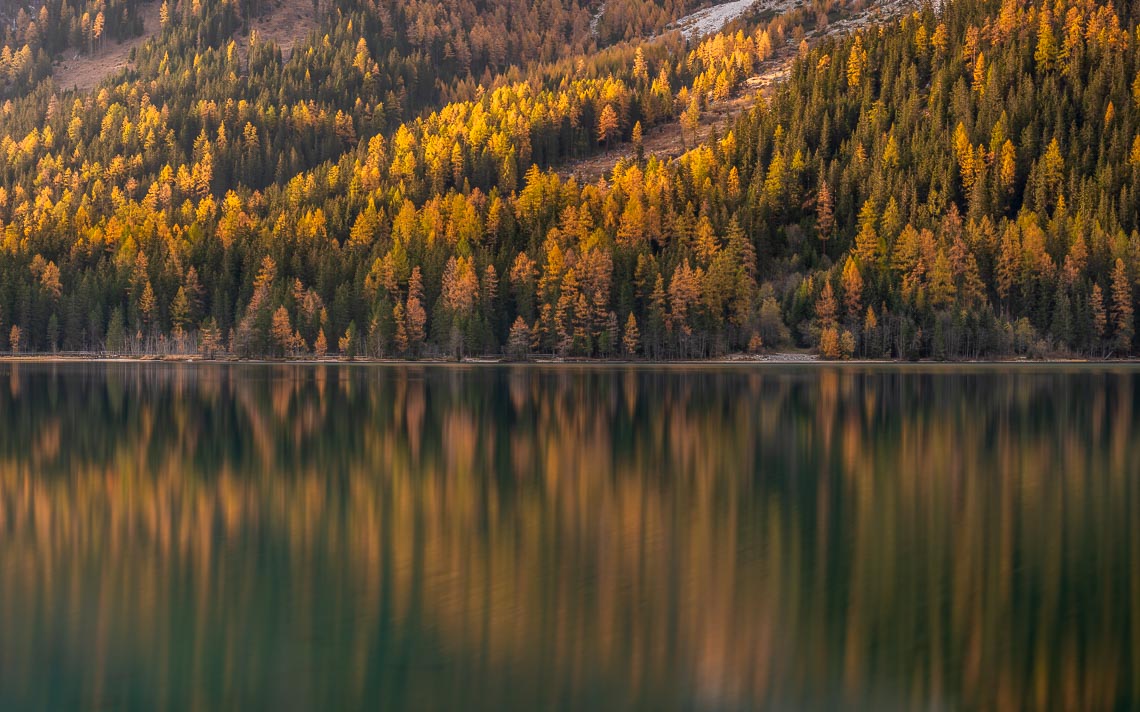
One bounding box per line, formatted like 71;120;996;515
0;363;1137;710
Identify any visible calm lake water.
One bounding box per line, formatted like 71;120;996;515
0;362;1137;710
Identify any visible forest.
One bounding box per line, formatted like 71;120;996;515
0;0;1138;359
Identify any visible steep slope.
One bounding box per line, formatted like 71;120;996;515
565;0;917;180
52;0;161;91
0;0;1136;362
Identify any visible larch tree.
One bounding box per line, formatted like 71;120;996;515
680;96;700;147
623;313;641;356
507;316;531;359
597;104;620;147
139;282;157;330
393;301;409;354
339;322;358;359
840;257;863;324
1111;258;1134;353
406;267;427;355
271;306;295;356
816;281;838;329
816;181;835;246
1091;283;1107;343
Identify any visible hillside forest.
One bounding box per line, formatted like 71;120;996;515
1;0;1139;359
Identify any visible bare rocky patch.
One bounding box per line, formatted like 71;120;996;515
51;0;319;92
52;1;160;92
562;0;917;181
239;0;319;63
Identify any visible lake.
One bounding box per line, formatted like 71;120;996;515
0;362;1136;710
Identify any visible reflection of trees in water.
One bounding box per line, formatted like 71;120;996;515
0;364;1137;709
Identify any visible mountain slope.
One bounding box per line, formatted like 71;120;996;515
0;0;1136;361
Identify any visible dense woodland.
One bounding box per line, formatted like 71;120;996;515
0;0;1139;359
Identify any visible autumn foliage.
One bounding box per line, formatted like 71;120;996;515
0;0;1136;360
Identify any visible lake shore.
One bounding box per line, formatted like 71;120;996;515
0;352;1129;365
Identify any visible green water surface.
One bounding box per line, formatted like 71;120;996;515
0;362;1136;710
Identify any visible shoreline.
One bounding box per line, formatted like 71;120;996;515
0;353;1133;366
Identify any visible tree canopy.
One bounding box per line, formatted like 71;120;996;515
0;0;1137;360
